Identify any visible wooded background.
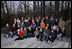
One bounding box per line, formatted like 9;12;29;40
1;1;71;27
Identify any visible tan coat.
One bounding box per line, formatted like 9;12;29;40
58;20;65;30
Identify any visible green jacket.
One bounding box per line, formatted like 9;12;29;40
23;30;27;36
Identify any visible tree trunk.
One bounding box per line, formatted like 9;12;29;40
33;1;36;17
24;1;26;17
55;1;59;19
37;1;39;17
43;1;45;17
41;1;43;17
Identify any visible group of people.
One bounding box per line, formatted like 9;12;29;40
4;16;65;44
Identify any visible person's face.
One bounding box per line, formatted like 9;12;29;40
41;20;43;22
36;28;38;31
60;18;62;21
37;19;39;22
40;28;42;31
47;24;49;26
51;17;53;20
14;19;16;21
46;17;48;19
21;27;23;30
6;24;9;27
22;17;23;20
46;27;48;29
22;22;23;25
24;28;26;30
32;20;34;23
17;18;19;20
57;28;59;31
29;26;31;30
56;19;58;22
28;17;30;20
52;30;53;32
39;17;41;19
13;24;15;27
42;18;44;20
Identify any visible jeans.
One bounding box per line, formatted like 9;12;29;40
4;33;14;38
57;33;63;40
42;35;48;41
4;34;8;39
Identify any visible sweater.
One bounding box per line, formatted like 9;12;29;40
40;22;45;29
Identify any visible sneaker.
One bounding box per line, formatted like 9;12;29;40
50;41;52;45
48;40;50;44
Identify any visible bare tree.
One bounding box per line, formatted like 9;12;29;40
55;1;59;18
33;1;36;17
43;1;45;17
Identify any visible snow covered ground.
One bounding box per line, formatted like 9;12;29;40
1;34;71;48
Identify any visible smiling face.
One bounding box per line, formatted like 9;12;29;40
45;26;48;30
6;23;9;27
21;17;24;20
36;28;38;31
13;23;15;27
47;23;49;26
29;26;31;30
56;18;58;22
46;16;48;19
21;27;23;30
51;17;53;20
24;27;26;31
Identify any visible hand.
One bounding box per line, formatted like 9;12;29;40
49;36;51;38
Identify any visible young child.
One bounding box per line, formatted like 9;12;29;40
42;26;48;42
20;22;25;28
17;18;20;24
23;27;27;39
34;27;40;39
27;26;33;38
15;27;23;41
21;17;24;23
39;27;44;41
56;27;63;41
31;19;36;30
48;29;56;44
46;23;51;30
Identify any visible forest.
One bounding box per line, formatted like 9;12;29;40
1;1;71;28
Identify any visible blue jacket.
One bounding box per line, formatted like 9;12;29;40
49;20;55;26
35;21;40;27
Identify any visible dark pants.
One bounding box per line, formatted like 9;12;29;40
23;36;27;39
42;35;48;41
40;34;43;41
28;33;33;38
15;36;23;41
36;34;41;39
50;36;57;42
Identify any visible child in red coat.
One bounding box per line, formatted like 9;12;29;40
15;27;23;41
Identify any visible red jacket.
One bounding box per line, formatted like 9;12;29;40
19;29;23;37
